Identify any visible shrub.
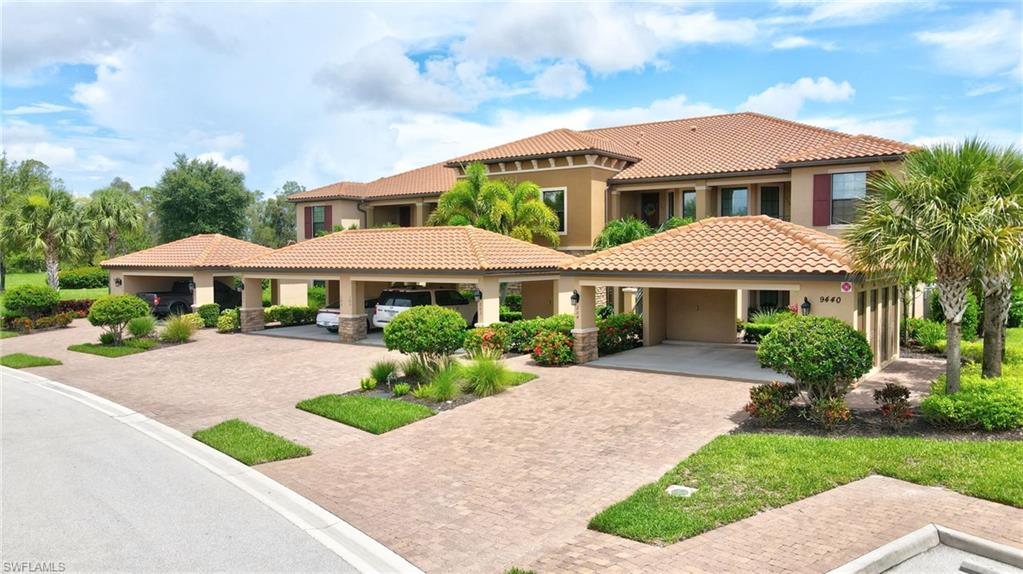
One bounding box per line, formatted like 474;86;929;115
124;337;157;350
180;313;204;331
464;325;507;359
392;382;411;397
804;397;851;430
757;316;873;401
904;318;944;350
58;266;108;289
10;317;32;334
383;305;466;363
264;305;318;326
928;289;980;341
160;314;197;343
505;314;574;353
596;304;615;319
531;330;575;366
741;323;774;344
216;308;239;333
369;360;399;385
360;377;378;391
597;313;643;355
196;303;221;328
400;355;429;383
748;308;796;325
499;307;523;323
3;284;59;319
744;381;798;424
1008;288;1023;328
503;294;522;311
87;294;151;344
414;363;461;402
33;312;73;330
127;315;157;339
461;357;511;397
874;383;912;428
99;331;118;345
307;285;326;309
920;366;1023;430
57;299;94;318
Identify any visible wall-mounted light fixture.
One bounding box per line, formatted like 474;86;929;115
114;278;123;287
800;297;812;316
237;282;244;291
188;281;196;293
570;290;580;306
473;288;482;302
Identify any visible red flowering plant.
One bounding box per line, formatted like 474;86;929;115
873;383;913;428
530;330;575;366
596;313;643;355
744;381;798;424
463;325;508;359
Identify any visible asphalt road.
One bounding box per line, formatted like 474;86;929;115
1;375;360;573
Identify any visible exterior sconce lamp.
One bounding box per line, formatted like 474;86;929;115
114;277;123;287
570;290;580;306
800;297;812;316
188;281;196;294
473;288;482;302
237;282;244;291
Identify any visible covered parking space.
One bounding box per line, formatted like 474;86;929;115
230;226;575;342
565;215;900;374
101;234;309;312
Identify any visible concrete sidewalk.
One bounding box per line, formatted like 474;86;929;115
1;368;415;573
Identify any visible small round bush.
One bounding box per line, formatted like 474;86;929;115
179;313;204;331
196;303;221;328
3;284;59;319
99;331;118;346
744;381;798;424
392;382;411;397
127;315;157;339
216;309;239;333
463;326;507;359
756;316;873;401
383;305;466;360
360;377;377;391
88;295;151;343
531;330;575;366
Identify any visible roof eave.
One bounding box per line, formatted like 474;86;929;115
287;193;364;203
776;154;906;168
561;270;860;281
228;265;566;276
608;168;790;185
445;149;639;168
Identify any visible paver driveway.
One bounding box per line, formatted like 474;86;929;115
3;321;752;573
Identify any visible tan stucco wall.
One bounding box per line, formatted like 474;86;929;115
521;279;557;319
293;199;363;241
789;160;903;236
643;287;667;345
118;274;189;295
664;288;738;343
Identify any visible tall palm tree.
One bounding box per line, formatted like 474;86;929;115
976;147;1023;377
87;186;144;259
16;183;82;289
428;162;560;247
846;139;995;393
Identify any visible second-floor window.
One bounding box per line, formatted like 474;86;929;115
311;206;327;236
667;191;676;218
682;190;696;219
542;188;567;233
831;172;867;225
760;186;781;219
720;188;748;217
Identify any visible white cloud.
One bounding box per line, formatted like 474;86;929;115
800;114;916;140
771;35;836;50
965;84;1006;97
2;120;117;172
739;77;854;118
4;102;78;115
916;9;1022;77
197;151;250;173
770;1;934;27
533;60;589;98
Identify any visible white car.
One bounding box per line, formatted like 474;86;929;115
373;288;477;329
316;298;377;333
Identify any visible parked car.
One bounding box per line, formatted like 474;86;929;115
137;280;241;316
373;288;476;329
316;298;378;333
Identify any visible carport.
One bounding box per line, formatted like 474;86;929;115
101;234;308;311
230;226;575;342
564;216;900;372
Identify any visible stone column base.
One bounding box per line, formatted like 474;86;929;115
339;314;368;343
571;327;599;364
239;307;265;332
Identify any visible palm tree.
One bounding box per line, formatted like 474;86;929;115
976;147;1023;377
846;139;995;393
87;186;144;259
593;216;653;251
428;162;560;246
16;183;82;289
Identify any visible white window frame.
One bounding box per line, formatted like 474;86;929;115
541;186;568;235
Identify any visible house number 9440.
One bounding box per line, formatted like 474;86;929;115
819;296;842;304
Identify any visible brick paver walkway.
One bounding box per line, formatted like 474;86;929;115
5;322;1018;573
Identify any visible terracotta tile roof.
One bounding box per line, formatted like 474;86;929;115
779;134;917;165
288;162;455;203
232;226;574;273
445;128;641;165
566;215;854;275
101;234;273;269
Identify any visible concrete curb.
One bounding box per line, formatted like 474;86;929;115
2;366;422;574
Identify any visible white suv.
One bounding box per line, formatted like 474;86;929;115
373;288;477;329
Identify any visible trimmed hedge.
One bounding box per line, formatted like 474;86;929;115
196;303;221;328
531;330;575;366
597;313;642;355
57;299;94;318
58;266;108;289
3;284;59;319
264;305;318;326
921;365;1023;430
505;314;574;353
742;323;774;344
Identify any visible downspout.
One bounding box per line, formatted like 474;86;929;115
356;199;368;229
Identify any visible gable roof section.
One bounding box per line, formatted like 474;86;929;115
286;181;367;202
778;135;917;166
566;215;854;276
445;128;641;165
232;226;574;273
287;162;456;203
101;234;273;269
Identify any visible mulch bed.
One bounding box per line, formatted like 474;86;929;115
736;406;1023;441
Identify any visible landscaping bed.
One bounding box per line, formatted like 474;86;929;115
345;370;537;414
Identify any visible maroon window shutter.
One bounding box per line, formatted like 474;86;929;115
304;206;313;239
323;205;333;232
812;174;831;227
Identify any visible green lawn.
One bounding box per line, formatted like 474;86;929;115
0;331;18;339
67;343;147;358
507;371;538;386
590;433;1023;545
193;419;311;465
297;395;434;434
1;353;63;369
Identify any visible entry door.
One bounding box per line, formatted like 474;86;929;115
760;186;781;219
640;193;660;227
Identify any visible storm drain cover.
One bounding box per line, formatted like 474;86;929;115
666;485;698;497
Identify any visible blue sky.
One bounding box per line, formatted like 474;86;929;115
2;1;1021;196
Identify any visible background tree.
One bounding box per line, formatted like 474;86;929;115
593;216;653;251
0;157;54;289
428;162;560;246
153;154;251;242
249;181;299;247
14;179;82;289
86;185;144;259
846;139;994;393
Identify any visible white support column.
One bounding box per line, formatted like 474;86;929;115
338;274;366;343
192;271;215;310
554;277;575;316
240;277;264;332
477;276;501;327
